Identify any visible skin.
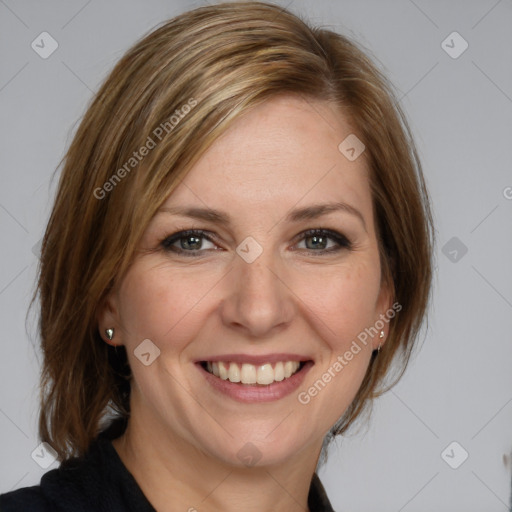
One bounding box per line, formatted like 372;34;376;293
99;94;391;512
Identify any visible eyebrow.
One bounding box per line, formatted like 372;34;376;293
157;201;367;232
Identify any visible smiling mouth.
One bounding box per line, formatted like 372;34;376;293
200;360;308;386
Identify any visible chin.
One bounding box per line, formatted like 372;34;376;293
198;423;313;469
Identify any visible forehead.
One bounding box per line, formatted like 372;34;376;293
162;95;373;228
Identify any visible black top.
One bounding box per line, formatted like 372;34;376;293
0;421;335;511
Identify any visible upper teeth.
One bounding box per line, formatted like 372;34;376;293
206;361;301;385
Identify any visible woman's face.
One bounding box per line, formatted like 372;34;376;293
104;95;391;468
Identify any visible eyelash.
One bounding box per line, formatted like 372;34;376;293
160;228;352;257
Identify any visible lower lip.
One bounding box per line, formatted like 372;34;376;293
196;361;314;403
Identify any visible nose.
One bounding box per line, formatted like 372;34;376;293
219;248;295;338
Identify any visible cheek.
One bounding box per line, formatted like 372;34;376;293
117;260;223;353
117;263;188;345
296;257;382;348
294;260;381;426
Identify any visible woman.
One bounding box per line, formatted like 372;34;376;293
0;2;434;511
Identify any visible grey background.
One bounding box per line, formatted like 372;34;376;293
1;1;511;511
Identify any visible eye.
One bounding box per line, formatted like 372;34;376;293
161;229;218;256
294;228;352;254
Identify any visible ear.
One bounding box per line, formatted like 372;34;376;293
373;275;394;351
97;292;123;347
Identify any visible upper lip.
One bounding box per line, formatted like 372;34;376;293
196;353;313;365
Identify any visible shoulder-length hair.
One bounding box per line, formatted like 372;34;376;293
35;1;434;461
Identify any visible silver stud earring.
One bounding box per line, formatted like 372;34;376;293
377;331;384;354
105;328;115;341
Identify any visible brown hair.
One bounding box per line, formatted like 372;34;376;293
35;1;434;461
